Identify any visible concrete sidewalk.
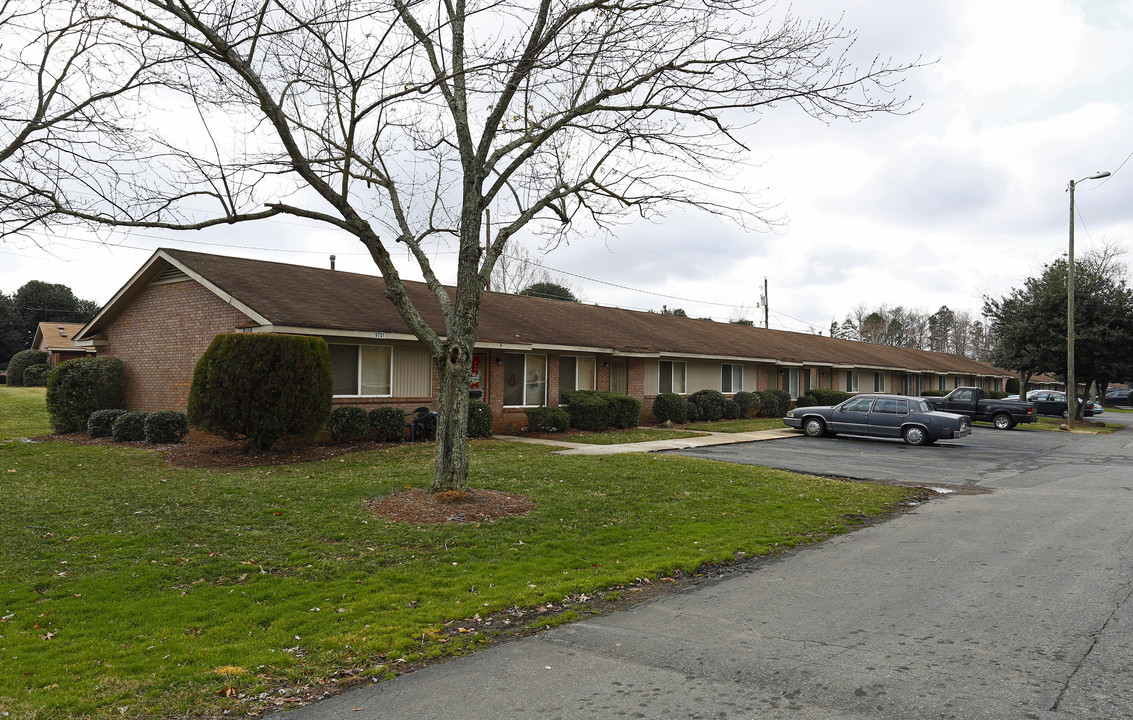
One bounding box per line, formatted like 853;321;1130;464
494;427;799;455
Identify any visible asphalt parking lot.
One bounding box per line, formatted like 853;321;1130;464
667;412;1133;490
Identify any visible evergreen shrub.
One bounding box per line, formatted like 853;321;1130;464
524;406;571;433
758;389;792;418
369;407;406;442
187;333;333;450
22;363;51;386
920;390;948;397
600;391;640;429
45;357;126;433
6;349;48;387
688;389;727;421
88;409;127;438
560;390;611;431
685;398;700;422
808;389;852;406
144;411;189;444
651;392;688;424
467;400;494;438
329;406;369;443
794;394;818;408
733;391;758;417
111;411;148;442
722;398;741;419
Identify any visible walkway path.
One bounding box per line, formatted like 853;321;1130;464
495;427;798;455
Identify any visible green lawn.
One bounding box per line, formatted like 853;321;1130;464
0;388;919;719
686;417;786;433
553;428;711;444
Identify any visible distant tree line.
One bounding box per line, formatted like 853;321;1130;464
1;281;100;366
829;304;995;361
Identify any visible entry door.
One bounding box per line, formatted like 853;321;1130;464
610;359;628;395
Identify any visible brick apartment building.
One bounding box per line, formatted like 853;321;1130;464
74;249;1013;433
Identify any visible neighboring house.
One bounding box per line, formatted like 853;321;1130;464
74;249;1013;432
32;322;97;367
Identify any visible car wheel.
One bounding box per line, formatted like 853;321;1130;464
993;413;1014;430
803;418;826;437
1062;409;1069;419
902;425;929;446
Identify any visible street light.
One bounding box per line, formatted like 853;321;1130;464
1067;170;1110;429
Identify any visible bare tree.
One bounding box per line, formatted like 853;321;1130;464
0;0;158;239
2;0;920;492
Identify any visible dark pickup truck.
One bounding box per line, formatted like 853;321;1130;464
922;387;1035;429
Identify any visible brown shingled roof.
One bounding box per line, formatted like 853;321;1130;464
88;248;1007;379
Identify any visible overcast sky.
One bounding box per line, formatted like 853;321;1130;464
3;0;1132;336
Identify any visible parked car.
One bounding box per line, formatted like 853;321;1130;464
1105;388;1130;404
922;387;1035;429
1025;390;1095;418
784;394;971;446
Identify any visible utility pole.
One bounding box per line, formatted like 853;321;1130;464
763;278;769;329
1067;171;1110;429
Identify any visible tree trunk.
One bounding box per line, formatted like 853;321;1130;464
429;341;473;493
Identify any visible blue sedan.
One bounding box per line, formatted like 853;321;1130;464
783;394;971;446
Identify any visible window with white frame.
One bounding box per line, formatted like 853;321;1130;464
330;344;392;397
874;371;885;392
845;370;859;393
559;356;596;403
721;363;742;393
785;367;800;399
504;353;547;407
659;360;686;394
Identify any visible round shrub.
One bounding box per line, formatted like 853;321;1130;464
758;389;792;418
111;411;148;442
6;349;48;387
651;392;688;424
468;400;494;438
187;333;333;450
524;406;571;433
733;391;759;417
794;394;818;408
144;411;189;444
561;390;611;431
722;398;740;419
45;357;126;434
369;407;406;442
685;399;700;422
329;406;370;443
809;389;852;406
602;392;641;429
88;409;127;438
22;363;51;386
689;389;727;422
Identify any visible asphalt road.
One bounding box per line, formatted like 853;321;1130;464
281;415;1133;720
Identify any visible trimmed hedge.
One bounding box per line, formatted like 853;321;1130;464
794;394;818;408
88;408;127;438
468;400;494;438
722;398;740;419
369;407;406;442
329;406;370;443
187;333;333;450
689;389;726;422
733;391;759;418
45;357;126;434
560;390;609;431
604;392;641;429
651;392;688;424
685;398;700;422
22;363;51;386
524;406;571;433
758;389;792;418
808;388;853;406
7;349;48;387
112;411;148;442
144;411;189;444
920;389;948;397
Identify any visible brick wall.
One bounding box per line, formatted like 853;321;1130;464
97;280;250;412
